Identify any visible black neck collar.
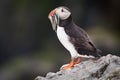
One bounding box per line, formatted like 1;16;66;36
59;15;73;27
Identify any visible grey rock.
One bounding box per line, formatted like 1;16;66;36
34;54;120;80
34;76;48;80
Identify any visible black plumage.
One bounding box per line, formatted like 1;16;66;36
59;13;101;57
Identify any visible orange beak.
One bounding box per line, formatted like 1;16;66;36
48;8;58;31
48;9;56;18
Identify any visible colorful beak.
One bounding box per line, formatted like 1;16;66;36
48;8;58;31
48;9;56;18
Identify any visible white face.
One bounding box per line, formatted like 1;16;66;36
48;7;71;31
55;7;71;20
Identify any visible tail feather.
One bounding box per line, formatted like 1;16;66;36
95;49;102;57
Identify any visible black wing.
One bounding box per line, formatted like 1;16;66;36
65;23;101;57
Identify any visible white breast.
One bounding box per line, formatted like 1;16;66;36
56;26;78;58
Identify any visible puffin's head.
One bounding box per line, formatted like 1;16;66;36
48;6;71;31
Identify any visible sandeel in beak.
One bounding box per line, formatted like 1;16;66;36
48;9;59;32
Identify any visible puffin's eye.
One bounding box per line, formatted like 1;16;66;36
61;9;64;12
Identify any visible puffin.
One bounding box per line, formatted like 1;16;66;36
48;6;101;70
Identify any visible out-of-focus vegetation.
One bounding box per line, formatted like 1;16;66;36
0;0;119;80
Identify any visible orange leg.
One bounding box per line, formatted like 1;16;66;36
61;58;75;70
74;57;81;64
60;57;81;70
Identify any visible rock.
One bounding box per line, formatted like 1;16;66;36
34;54;120;80
34;76;48;80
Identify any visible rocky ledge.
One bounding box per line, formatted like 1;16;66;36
35;54;120;80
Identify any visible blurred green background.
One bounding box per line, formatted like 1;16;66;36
0;0;120;80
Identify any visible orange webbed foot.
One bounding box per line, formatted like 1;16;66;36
60;57;81;70
60;58;74;70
